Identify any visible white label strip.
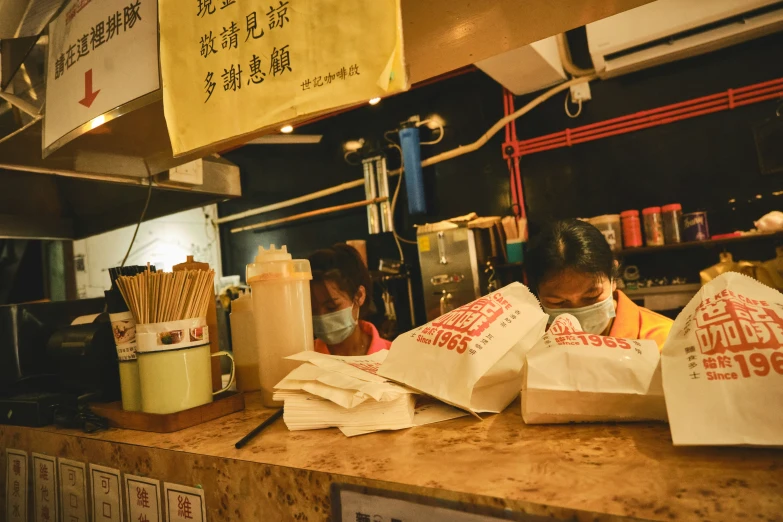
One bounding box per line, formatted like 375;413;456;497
58;458;88;522
164;482;207;522
5;449;28;522
125;474;162;522
90;464;122;522
32;453;58;522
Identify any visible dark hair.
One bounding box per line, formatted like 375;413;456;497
308;243;373;317
526;219;617;293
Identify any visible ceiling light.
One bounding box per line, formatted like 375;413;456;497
369;97;381;105
280;125;294;133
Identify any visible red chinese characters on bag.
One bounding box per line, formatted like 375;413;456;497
432;292;512;337
694;291;783;355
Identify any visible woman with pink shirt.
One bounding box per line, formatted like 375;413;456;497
308;244;392;356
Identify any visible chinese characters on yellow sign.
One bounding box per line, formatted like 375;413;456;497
159;0;407;155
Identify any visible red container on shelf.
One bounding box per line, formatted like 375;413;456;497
620;210;643;248
642;206;665;247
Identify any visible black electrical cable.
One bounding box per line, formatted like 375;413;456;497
120;173;154;267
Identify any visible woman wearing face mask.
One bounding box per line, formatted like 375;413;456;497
308;244;392;356
526;219;673;348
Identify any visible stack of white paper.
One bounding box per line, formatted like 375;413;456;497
274;351;467;436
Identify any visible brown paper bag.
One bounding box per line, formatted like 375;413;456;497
662;272;783;446
379;282;547;414
522;314;666;424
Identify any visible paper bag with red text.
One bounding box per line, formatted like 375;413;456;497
378;282;547;414
662;272;783;446
522;314;666;424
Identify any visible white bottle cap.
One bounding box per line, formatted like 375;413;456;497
254;244;292;263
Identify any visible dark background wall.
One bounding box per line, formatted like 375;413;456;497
220;31;783;329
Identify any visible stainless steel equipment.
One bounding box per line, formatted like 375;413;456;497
416;218;499;321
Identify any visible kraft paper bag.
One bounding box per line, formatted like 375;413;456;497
662;272;783;446
522;314;666;424
378;282;548;414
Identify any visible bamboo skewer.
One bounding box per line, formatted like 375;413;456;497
116;268;215;324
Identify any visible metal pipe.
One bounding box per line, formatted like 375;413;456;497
363;157;381;234
216;179;364;224
230;197;388;234
375;156;394;232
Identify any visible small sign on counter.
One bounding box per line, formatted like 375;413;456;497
32;453;58;522
58;458;88;522
125;474;162;522
5;449;28;522
164;482;207;522
332;484;552;522
90;464;123;522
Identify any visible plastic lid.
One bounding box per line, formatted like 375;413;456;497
620;210;639;218
254;244;292;263
662;203;682;212
246;244;311;282
642;206;662;215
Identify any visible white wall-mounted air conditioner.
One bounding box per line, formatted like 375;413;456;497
586;0;783;78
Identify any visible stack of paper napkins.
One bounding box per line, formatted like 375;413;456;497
274;351;466;436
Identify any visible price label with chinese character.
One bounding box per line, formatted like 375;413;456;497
158;0;408;156
164;482;206;522
90;464;122;522
125;474;162;522
32;453;57;522
58;458;87;522
5;448;28;522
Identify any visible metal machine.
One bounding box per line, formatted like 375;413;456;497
417;217;505;321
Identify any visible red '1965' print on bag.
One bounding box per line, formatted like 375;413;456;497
412;292;515;355
686;289;783;381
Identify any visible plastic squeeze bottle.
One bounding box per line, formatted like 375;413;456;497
246;245;314;407
229;292;261;392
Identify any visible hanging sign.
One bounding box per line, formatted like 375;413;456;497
43;0;159;153
159;0;408;156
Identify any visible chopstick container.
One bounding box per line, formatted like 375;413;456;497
136;317;235;414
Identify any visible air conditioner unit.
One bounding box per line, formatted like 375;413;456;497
586;0;783;78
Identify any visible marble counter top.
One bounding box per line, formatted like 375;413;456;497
4;392;782;521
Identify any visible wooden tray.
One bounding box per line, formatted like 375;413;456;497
90;392;245;433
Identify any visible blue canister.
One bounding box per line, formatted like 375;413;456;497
682;211;710;242
398;124;427;215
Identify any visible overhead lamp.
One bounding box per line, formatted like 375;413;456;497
369;97;381;106
280;125;294;133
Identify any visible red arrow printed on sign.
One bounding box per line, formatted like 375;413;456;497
78;69;100;108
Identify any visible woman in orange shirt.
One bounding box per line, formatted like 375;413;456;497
308;244;391;356
526;219;673;348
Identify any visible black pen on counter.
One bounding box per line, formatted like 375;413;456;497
235;408;284;449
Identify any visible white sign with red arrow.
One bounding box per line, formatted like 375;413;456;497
43;0;159;153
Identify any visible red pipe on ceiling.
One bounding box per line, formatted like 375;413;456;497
504;77;783;159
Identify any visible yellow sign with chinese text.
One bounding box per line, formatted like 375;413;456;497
159;0;408;156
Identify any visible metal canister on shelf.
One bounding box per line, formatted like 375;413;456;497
661;203;683;244
683;211;710;242
642;206;664;247
620;210;643;248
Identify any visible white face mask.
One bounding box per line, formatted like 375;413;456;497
312;306;358;345
542;294;616;334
